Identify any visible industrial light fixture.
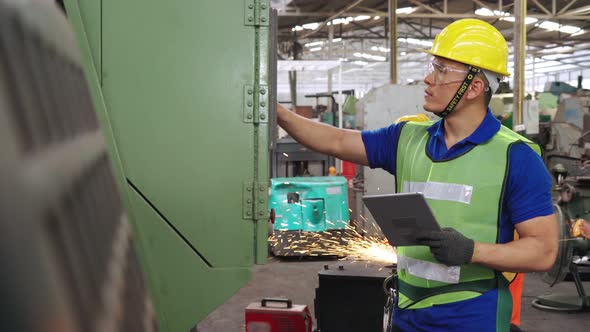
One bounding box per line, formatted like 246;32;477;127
475;7;537;24
501;16;538;24
327;17;350;26
302;22;320;30
538;45;575;54
300;9;414;31
396;7;415;14
309;47;322;52
398;38;433;47
571;30;586;36
558;25;583;34
370;46;391;53
475;8;509;17
535;21;584;35
305;41;324;47
537;21;561;31
353;52;386;61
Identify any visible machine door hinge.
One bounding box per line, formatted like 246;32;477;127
243;181;268;220
243;84;268;124
244;0;270;26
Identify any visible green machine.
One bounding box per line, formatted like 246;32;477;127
63;1;275;331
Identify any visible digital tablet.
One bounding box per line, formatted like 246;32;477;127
362;192;441;246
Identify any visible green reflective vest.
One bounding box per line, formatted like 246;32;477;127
394;121;541;318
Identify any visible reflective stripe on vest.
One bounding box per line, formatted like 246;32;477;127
403;181;474;204
394;121;541;309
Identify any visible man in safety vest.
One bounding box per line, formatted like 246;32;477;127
277;19;558;331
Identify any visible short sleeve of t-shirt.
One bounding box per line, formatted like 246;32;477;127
361;123;404;175
505;142;554;224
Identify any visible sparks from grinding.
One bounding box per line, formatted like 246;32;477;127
269;220;397;264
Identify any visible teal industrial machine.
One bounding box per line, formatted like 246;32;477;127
63;1;276;331
269;176;350;256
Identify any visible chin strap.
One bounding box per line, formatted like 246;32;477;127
436;66;481;118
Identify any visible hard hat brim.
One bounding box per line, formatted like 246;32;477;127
417;48;511;77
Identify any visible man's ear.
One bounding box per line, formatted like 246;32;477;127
466;78;486;101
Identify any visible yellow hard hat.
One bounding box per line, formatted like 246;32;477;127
328;166;337;176
422;19;510;77
394;113;430;124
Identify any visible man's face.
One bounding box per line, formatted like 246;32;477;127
423;57;470;114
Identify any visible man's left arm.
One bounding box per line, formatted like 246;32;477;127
471;214;558;272
416;143;559;271
416;215;558;271
469;142;559;272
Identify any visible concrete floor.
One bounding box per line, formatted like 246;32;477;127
197;257;590;332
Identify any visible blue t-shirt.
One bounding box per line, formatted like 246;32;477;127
361;110;554;331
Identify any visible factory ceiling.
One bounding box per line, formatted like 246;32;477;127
272;0;590;87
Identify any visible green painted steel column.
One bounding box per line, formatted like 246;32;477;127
64;0;271;331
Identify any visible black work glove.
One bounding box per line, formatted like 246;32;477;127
415;227;475;266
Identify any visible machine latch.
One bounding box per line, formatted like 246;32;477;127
254;181;268;219
244;85;255;123
244;0;270;27
243;181;268;220
258;85;268;123
244;84;268;124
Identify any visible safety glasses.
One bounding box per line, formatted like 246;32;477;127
425;61;470;85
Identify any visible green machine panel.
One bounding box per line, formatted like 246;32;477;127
64;1;273;331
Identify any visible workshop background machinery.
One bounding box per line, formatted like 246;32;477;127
533;172;590;311
0;1;157;331
271;91;357;178
306;92;356;129
533;91;590;312
269;176;350;256
271;136;334;178
352;84;432;236
63;1;276;331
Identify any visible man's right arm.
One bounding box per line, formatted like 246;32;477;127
277;104;369;166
